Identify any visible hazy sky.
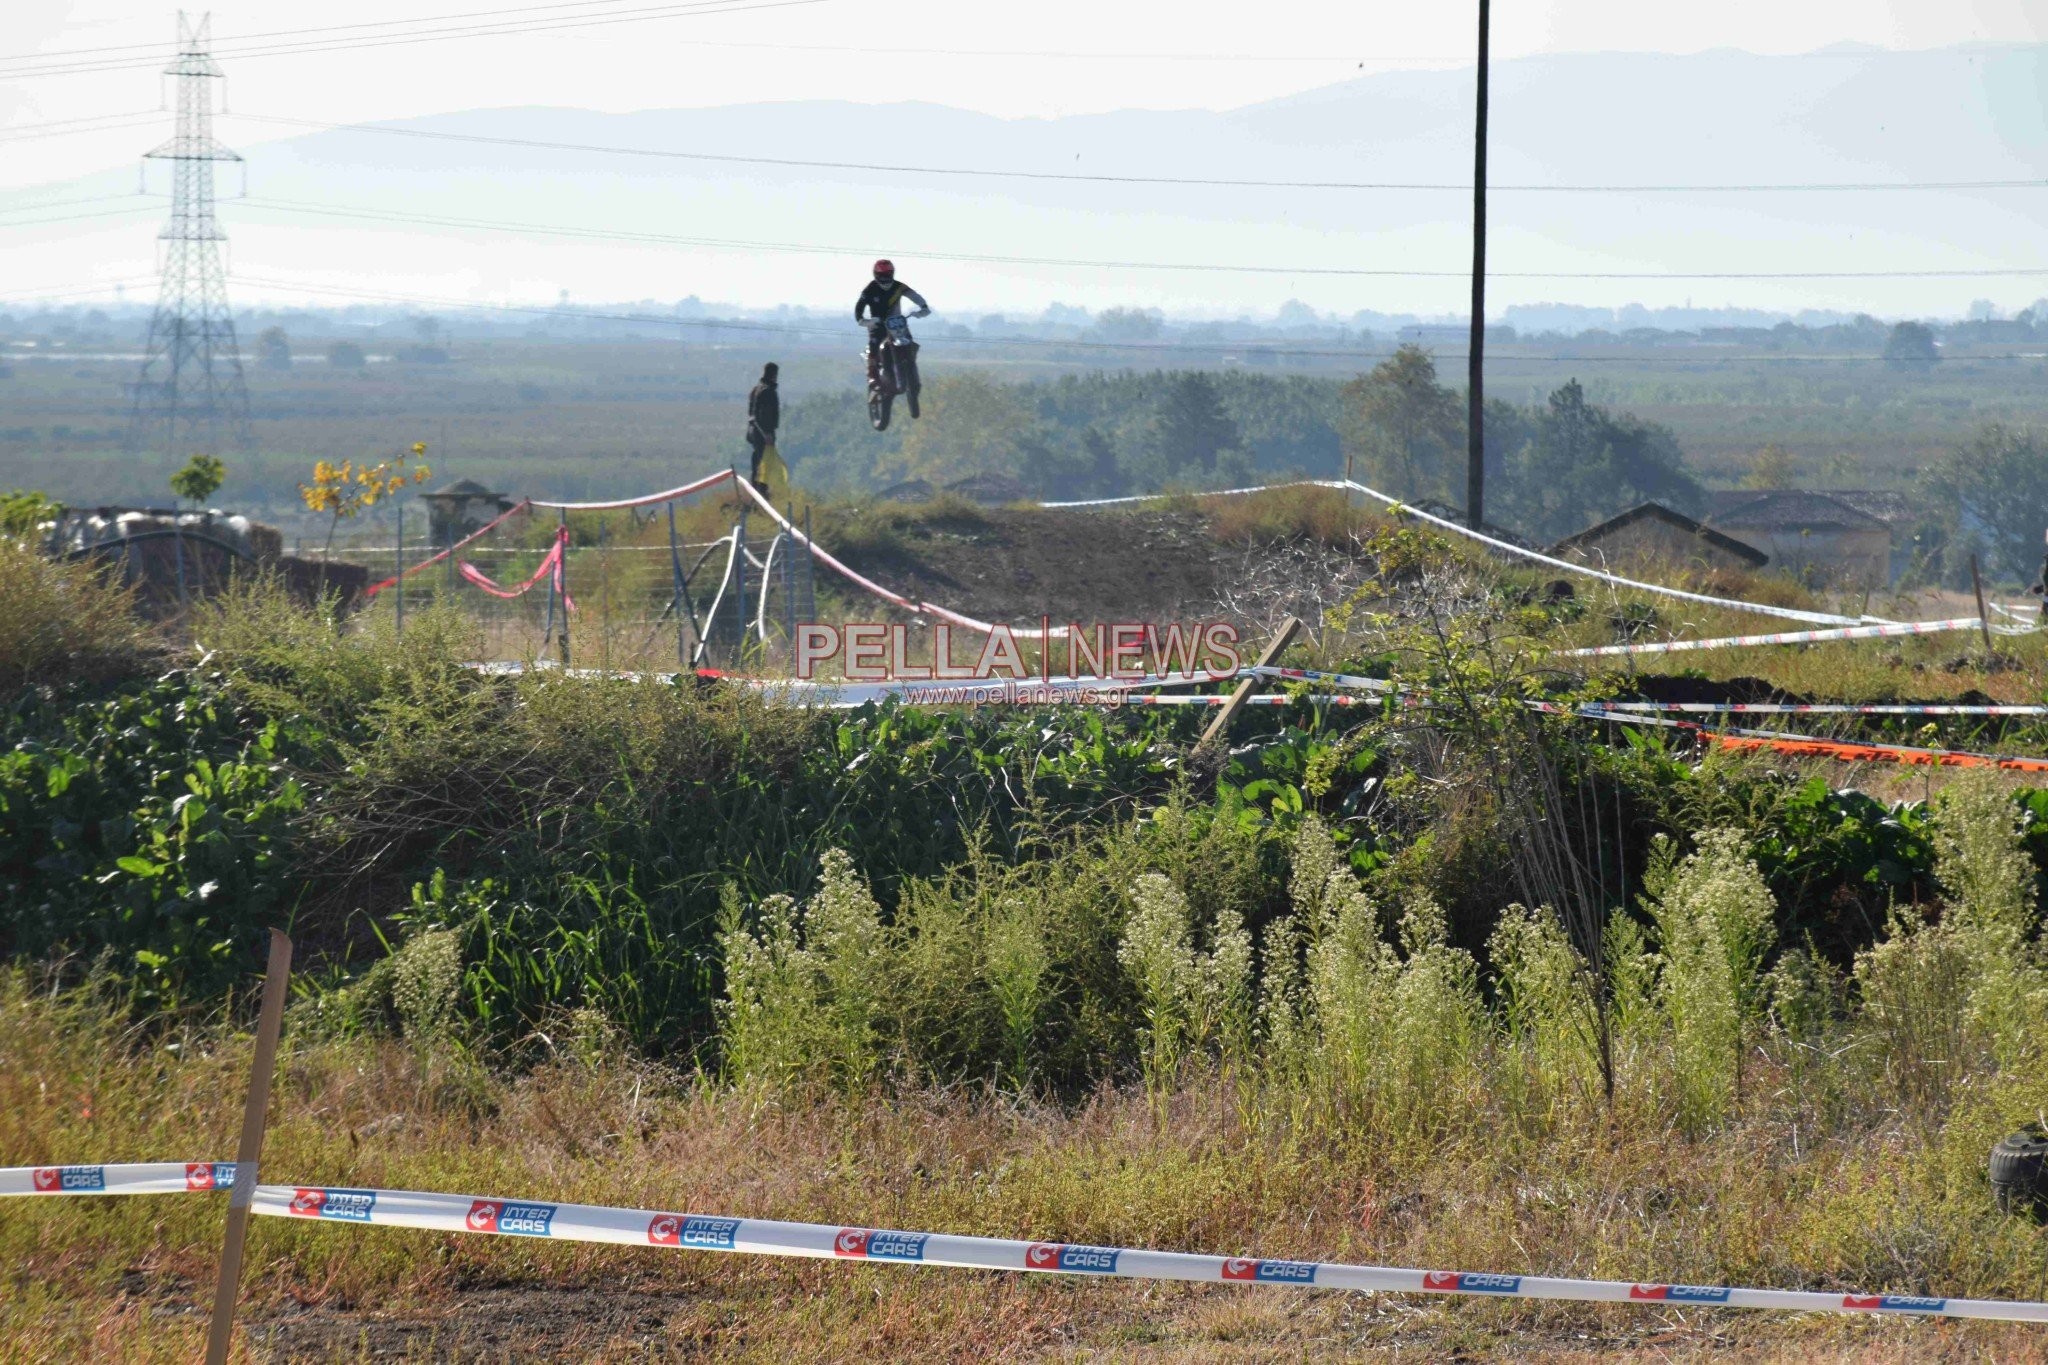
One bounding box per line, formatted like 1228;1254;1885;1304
4;2;2045;317
8;0;2045;178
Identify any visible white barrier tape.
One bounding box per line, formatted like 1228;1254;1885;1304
1563;617;1986;658
0;1162;237;1196
1041;475;1876;628
1578;701;2048;717
529;468;738;512
1334;481;1874;627
1250;664;1398;693
5;1167;2041;1322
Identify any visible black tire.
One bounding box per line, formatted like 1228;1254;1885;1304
902;350;921;418
906;386;921;420
869;391;893;431
1990;1126;2048;1216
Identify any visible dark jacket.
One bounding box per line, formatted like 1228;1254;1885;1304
855;278;929;323
746;377;779;441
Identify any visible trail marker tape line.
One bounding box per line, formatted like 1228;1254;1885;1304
4;1165;2042;1322
1563;616;2003;658
1576;701;2048;718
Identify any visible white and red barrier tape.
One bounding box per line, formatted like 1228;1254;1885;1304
4;1164;2040;1322
1577;701;2048;718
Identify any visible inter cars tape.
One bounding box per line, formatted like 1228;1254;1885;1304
5;1165;2047;1322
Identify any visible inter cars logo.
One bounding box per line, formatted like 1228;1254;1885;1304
1423;1271;1520;1294
648;1215;683;1246
185;1163;232;1191
1630;1284;1730;1304
1024;1243;1119;1274
1221;1259;1315;1284
834;1229;872;1258
31;1168;60;1192
465;1200;556;1237
287;1188;375;1221
30;1166;103;1193
674;1216;742;1249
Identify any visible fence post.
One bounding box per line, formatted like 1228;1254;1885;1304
203;928;293;1365
556;507;571;667
1970;554;1995;653
782;502;798;673
394;502;405;639
802;505;817;625
1200;616;1301;749
732;505;749;670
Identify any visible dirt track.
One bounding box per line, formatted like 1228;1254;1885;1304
834;507;1239;627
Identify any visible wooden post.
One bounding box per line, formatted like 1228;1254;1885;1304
204;929;293;1365
1970;554;1995;653
393;502;405;638
1465;0;1490;533
1200;616;1302;749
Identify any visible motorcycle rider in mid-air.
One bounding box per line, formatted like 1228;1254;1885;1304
855;259;930;417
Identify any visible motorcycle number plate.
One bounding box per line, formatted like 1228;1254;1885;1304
884;315;910;333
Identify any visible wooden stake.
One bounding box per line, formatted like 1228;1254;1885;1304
204;929;293;1365
1201;616;1302;749
1970;554;1995;653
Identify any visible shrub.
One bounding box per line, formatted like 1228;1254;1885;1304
1640;829;1778;1131
0;539;150;702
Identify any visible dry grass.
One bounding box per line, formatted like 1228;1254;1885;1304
0;539;154;702
6;972;2048;1362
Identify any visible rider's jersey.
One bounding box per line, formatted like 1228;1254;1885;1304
856;278;928;323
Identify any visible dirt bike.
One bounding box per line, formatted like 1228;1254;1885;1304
864;313;922;431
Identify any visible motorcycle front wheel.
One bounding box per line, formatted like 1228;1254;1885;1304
869;391;893;431
902;352;922;419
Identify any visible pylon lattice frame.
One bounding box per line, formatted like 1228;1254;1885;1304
128;11;251;456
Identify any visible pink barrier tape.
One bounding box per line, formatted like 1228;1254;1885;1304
364;497;531;599
1563;617;1985;658
458;527;573;610
5;1166;2043;1322
528;468;738;512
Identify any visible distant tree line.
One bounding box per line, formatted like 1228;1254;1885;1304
783;346;1701;545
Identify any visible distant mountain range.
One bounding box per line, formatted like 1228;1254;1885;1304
10;43;2046;320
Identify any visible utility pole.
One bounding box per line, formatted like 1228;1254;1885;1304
1465;0;1490;532
129;12;252;456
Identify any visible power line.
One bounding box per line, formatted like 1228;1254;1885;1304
0;0;708;65
231;194;2048;281
0;114;165;144
0;205;162;230
0;191;159;216
221;113;2048;195
0;108;160;134
4;0;829;79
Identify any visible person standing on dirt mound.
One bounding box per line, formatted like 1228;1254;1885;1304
745;362;782;497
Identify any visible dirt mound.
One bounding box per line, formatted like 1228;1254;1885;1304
832;506;1239;625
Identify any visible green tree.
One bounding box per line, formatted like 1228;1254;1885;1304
1742;443;1795;490
1500;379;1699;542
1150;371;1239;476
169;453;225;508
881;372;1040;485
255;327;292;372
1336;345;1462;502
326;340;367;370
1924;424;2048;580
1884;321;1939;371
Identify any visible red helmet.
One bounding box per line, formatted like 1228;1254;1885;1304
872;259;894;278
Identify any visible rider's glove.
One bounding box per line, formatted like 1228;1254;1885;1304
915;308;931;318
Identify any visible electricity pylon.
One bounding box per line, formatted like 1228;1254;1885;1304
128;12;251;456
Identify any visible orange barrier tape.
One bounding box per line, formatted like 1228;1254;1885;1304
1708;733;2048;772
